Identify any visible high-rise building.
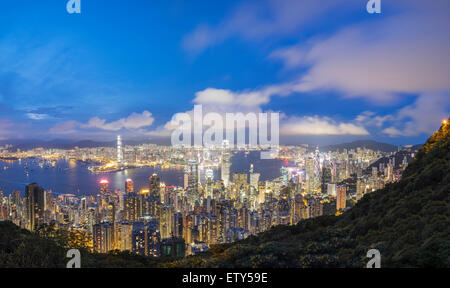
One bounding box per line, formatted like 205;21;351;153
205;169;214;198
336;185;347;211
117;135;123;165
125;179;134;194
100;179;109;195
160;204;174;239
249;166;260;189
124;193;142;222
307;198;323;218
149;174;160;199
233;173;247;190
305;157;315;194
221;140;231;187
93;222;113;253
116;221;133;251
132;219;160;257
173;212;183;238
186;160;199;204
25;183;45;231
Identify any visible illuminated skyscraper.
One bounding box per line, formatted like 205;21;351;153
160;204;174;239
221;140;231;187
307;198;323;218
124;193;142;222
117;135;123;165
93;222;113;253
336;185;347;211
186;160;199;204
305;158;315;194
249;164;260;188
132;218;160;257
205;169;214;198
125;179;134;194
149;174;161;199
100;179;109;195
25;183;45;231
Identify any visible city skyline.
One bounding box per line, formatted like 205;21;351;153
1;132;416;257
0;1;449;146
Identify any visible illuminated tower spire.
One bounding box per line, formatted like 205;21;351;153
117;135;122;165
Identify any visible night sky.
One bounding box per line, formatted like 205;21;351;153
0;0;449;145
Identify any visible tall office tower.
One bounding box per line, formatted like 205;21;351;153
159;204;174;239
149;174;160;199
233;173;247;191
372;167;378;179
173;212;183;238
25;183;45;231
117;135;123;165
186;160;199;204
12;190;21;206
336;185;347;211
221;140;231;187
132;219;160;257
205;169;214;198
124;193;142;222
327;183;337;196
115;221;133;251
321;164;332;193
93;222;113;253
305;157;315;194
249;165;260;188
387;164;393;182
99;179;109;195
183;172;189;190
125;179;134;194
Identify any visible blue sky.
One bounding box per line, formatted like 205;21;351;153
0;0;449;145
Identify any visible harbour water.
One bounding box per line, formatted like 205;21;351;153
0;151;291;196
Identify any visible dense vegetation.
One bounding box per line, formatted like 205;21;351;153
0;120;448;268
0;222;171;268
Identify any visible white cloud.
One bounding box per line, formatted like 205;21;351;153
182;0;360;54
281;116;369;136
49;120;79;135
270;2;450;104
381;93;449;137
82;111;154;131
49;111;156;138
26;113;50;120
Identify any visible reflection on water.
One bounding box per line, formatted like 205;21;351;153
0;151;288;196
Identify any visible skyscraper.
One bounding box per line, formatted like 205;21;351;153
125;179;134;194
93;222;113;253
160;204;174;239
100;179;109;195
25;183;45;231
124;193;142;222
205;169;214;198
221;140;231;187
336;185;347;211
117;135;123;165
149;174;161;199
186;160;199;204
249;164;260;188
